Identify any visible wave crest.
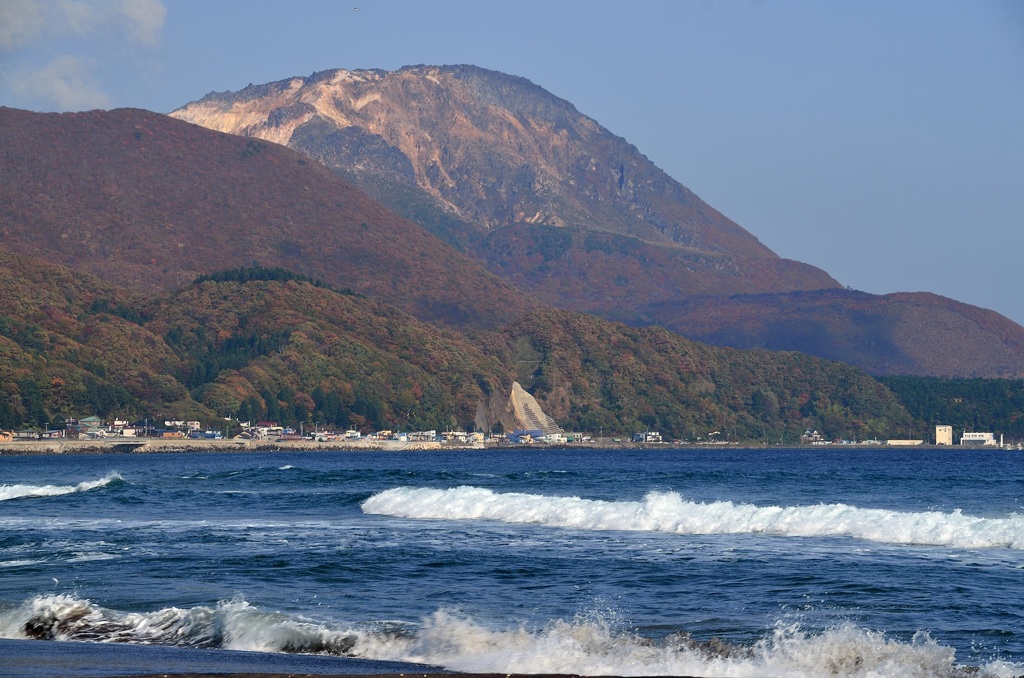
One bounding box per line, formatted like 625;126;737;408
0;473;123;502
1;595;1017;677
0;594;358;653
360;486;1024;549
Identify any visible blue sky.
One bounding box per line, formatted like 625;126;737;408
2;0;1022;325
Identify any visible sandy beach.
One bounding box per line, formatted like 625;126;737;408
3;637;702;678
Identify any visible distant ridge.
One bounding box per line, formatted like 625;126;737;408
649;289;1024;378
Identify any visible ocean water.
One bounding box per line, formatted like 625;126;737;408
0;447;1022;677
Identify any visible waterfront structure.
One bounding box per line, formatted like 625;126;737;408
936;425;953;446
633;431;663;443
961;431;997;446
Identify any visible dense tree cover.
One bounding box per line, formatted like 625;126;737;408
165;324;293;389
88;299;152;325
496;310;912;442
0;253;924;441
879;376;1024;439
145;276;508;433
0;326;153;430
193;265;362;298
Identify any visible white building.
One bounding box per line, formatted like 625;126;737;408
935;425;953;446
961;431;997;446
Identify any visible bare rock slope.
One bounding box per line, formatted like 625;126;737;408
172;65;839;297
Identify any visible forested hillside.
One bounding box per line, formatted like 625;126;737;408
0;251;915;441
497;310;911;442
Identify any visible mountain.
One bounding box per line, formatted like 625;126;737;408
170;65;1024;378
0;105;537;330
170;65;839;297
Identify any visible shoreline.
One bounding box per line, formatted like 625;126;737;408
0;438;452;456
121;675;670;678
1;637;702;678
0;438;998;457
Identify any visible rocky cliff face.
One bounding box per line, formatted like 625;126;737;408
175;67;730;244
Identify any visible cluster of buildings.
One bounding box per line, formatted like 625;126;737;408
813;425;1011;447
0;416;588;446
0;417;225;441
0;417;1018;449
234;424;484;444
935;425;1004;447
236;424;586;446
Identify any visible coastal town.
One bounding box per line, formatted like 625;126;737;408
1;416;1019;453
0;415;578;451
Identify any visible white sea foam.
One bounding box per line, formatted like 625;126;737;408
0;559;45;568
356;610;1010;678
361;486;1024;550
1;594;1017;677
0;473;123;502
67;552;119;563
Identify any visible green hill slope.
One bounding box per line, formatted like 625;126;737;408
0;252;912;441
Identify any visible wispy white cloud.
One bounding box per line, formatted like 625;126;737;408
118;0;166;47
0;0;166;111
0;0;46;50
3;54;112;109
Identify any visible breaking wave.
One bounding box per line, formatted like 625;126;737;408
0;473;123;502
0;594;1017;677
361;486;1024;550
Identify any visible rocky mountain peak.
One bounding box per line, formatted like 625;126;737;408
172;64;779;258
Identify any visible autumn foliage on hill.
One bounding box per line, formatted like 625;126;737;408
494;309;911;442
0;251;511;431
0;104;1010;440
0;251;913;440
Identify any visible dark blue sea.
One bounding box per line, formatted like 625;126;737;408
1;448;1022;677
